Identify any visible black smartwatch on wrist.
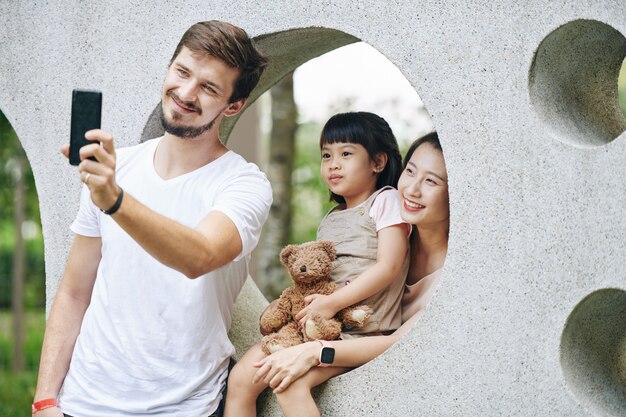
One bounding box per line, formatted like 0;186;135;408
317;340;335;367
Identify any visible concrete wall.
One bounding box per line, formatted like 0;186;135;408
0;1;624;415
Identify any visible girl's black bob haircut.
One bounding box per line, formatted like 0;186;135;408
320;112;403;205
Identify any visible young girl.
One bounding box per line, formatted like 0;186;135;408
224;111;410;417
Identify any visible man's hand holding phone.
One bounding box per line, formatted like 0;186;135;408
64;89;122;214
62;129;121;212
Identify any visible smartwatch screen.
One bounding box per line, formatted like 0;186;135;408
320;346;335;364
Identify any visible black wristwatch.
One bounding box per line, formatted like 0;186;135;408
317;340;335;367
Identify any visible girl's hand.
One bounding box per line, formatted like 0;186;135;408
295;294;339;326
252;342;320;393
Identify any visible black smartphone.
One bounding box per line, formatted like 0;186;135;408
69;89;102;166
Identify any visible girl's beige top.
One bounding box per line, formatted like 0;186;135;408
317;187;410;337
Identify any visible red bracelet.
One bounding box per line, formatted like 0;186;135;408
32;398;57;414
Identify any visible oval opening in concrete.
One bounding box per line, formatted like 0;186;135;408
560;288;626;416
529;20;626;148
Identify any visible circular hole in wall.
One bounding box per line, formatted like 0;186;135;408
529;19;626;148
560;288;626;416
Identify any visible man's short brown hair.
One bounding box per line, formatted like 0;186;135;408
170;21;268;103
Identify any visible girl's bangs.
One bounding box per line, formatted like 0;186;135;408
319;123;366;147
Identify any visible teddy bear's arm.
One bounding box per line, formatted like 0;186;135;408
259;294;293;335
337;304;373;330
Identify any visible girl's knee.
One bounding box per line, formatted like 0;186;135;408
229;344;266;385
275;378;319;417
227;361;268;401
275;376;313;401
224;362;263;417
228;362;254;387
228;363;257;391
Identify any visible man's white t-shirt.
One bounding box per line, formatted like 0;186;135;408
60;137;272;417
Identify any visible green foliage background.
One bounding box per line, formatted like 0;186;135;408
0;111;46;417
290;121;334;243
0;312;44;417
0;111;46;310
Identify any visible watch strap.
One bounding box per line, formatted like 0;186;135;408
317;339;334;367
102;188;124;215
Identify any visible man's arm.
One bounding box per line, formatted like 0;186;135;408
111;195;242;278
34;235;101;416
62;130;255;279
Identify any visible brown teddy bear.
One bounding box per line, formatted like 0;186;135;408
259;240;372;355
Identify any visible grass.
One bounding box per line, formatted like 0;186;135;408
0;370;38;417
0;310;44;416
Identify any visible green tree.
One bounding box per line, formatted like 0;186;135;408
256;74;298;300
0;110;44;372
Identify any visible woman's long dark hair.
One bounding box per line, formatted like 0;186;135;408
320;112;403;205
403;132;442;168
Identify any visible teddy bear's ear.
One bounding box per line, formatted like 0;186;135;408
318;240;336;261
280;245;296;267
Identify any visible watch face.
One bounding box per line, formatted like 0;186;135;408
320;346;335;364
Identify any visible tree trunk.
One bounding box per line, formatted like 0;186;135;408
11;154;25;372
257;73;297;300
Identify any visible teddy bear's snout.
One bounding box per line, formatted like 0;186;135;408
300;265;307;272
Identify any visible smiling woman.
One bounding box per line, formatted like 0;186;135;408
398;133;449;231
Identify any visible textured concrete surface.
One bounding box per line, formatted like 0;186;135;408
1;1;624;416
560;288;626;416
529;19;626;148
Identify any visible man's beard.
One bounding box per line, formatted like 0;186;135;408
160;106;218;139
